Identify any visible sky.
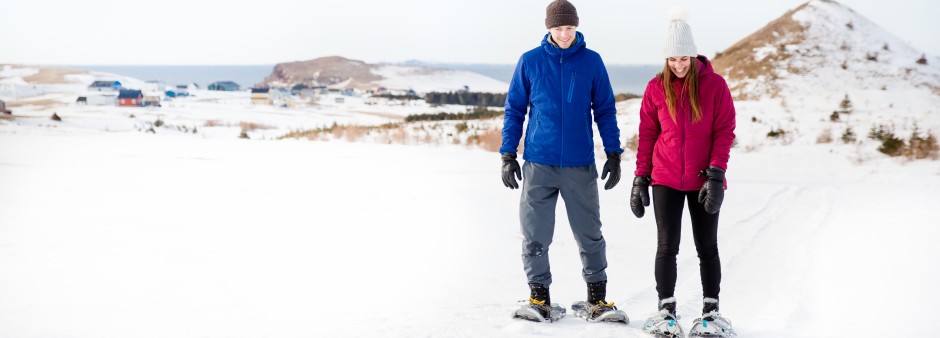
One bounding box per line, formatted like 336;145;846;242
1;0;937;66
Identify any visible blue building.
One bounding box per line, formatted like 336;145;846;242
208;81;240;91
88;80;123;92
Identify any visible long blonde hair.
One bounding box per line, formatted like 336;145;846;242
658;59;702;123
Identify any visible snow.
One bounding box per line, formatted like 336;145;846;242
373;64;509;94
1;126;938;338
2;3;939;334
0;68;938;338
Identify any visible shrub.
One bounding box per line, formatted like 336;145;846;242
830;111;840;122
239;121;275;131
816;128;833;144
624;133;639;151
405;106;502;122
455;122;469;133
868;124;892;141
902;125;940;160
767;127;786;138
877;134;903;156
838;94;853;114
467;128;503;152
841;127;856;144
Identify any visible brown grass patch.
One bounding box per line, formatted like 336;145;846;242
239;121;276;131
5;99;62;108
203;120;276;131
468;128;503;152
624;133;639;151
22;67;89;84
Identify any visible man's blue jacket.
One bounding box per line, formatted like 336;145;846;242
500;32;622;167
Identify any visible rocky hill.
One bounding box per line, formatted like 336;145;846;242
258;56;508;93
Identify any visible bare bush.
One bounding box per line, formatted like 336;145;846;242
624;133;639;151
816;128;833;144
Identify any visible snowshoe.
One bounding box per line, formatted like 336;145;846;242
571;280;629;323
512;298;566;322
571;300;629;323
688;298;735;337
643;297;685;338
688;316;735;337
512;283;565;322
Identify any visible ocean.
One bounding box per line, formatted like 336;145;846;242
67;64;658;95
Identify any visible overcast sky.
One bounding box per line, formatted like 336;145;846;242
1;0;937;66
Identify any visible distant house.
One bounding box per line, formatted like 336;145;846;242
290;84;309;96
208;81;240;91
0;99;11;114
87;94;117;106
271;88;291;106
88;80;122;92
142;81;165;105
174;85;190;96
76;96;87;105
250;88;271;105
118;90;143;107
249;87;290;106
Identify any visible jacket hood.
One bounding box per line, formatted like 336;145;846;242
695;54;714;77
541;31;585;59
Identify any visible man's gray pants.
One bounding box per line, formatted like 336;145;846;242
520;161;608;287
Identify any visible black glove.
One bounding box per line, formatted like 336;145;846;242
630;175;651;218
697;166;725;214
501;153;522;189
600;152;621;190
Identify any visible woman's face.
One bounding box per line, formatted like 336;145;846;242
667;56;692;78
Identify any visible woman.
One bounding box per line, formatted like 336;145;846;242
630;12;737;338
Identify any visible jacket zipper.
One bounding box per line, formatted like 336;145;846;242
560;54;565;166
567;73;576;103
679;82;686;190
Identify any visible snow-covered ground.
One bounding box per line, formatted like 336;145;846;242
1;123;939;338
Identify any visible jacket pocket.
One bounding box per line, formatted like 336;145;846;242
529;110;541;142
567;72;576;103
584;112;594;152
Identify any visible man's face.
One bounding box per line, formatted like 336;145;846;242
548;26;577;49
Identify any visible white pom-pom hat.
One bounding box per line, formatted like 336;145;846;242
663;6;697;58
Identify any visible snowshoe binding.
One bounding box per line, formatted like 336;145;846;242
688;298;736;337
571;281;629;324
512;283;566;322
643;297;685;338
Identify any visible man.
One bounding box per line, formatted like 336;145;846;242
501;0;624;323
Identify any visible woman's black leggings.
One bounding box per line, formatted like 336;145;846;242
652;185;721;300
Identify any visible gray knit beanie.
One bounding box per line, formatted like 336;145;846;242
663;7;697;58
545;0;579;29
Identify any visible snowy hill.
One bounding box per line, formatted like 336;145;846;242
259;56;509;93
712;0;940;100
699;0;940;160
